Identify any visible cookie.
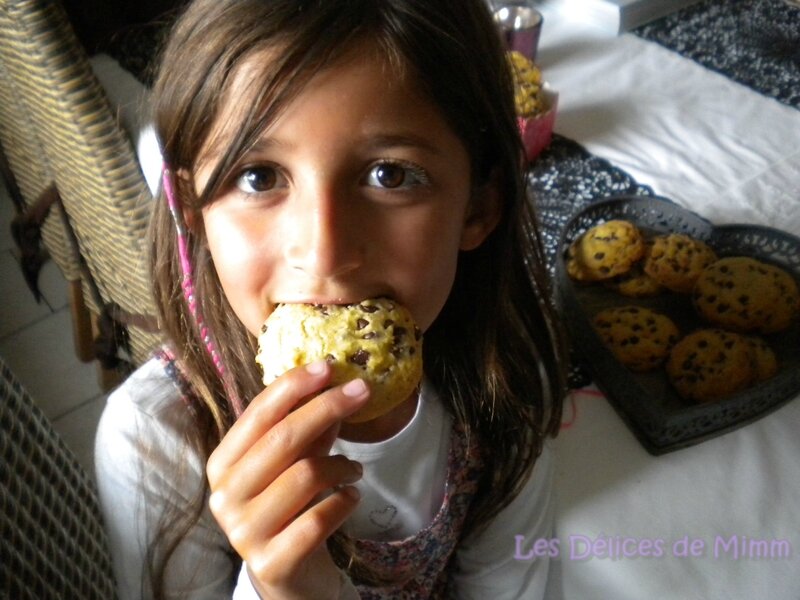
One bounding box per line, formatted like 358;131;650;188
693;257;799;333
566;220;645;282
604;241;663;298
643;233;717;293
743;335;778;382
256;298;423;423
592;306;680;372
665;329;754;402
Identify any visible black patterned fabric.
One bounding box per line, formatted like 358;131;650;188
527;135;655;387
528;135;655;272
0;357;116;599
635;0;800;109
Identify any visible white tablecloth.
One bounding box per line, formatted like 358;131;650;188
534;6;800;599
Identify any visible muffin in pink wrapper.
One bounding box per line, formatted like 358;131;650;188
518;85;558;162
507;50;557;162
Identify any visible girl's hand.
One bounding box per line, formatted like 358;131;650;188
206;360;368;599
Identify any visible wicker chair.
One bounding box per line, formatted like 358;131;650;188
0;60;97;367
0;355;117;599
0;0;161;370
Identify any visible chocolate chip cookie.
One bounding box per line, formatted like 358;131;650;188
256;298;423;423
604;240;664;298
743;335;779;382
643;233;717;294
665;329;755;402
567;220;645;282
693;257;799;333
593;306;680;372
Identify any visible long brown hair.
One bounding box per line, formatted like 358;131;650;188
147;0;567;593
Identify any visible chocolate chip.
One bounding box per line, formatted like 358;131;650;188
356;318;369;330
348;349;370;366
359;304;379;313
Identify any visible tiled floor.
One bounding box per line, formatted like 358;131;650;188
0;182;106;479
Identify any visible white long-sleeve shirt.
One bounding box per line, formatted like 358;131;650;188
95;357;554;599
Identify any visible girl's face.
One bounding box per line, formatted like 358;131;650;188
196;45;500;336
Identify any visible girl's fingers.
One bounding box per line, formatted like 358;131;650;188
207;360;332;485
208;376;370;501
248;485;361;583
219;454;362;551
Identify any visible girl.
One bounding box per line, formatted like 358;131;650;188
95;0;568;598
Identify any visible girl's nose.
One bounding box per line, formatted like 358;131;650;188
284;186;363;278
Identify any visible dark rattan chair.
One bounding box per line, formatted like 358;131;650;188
0;0;161;371
0;44;93;362
0;355;117;599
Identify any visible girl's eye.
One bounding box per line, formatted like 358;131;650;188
235;166;285;193
365;161;428;189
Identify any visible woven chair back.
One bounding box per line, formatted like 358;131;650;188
0;355;117;599
0;0;161;364
0;43;82;285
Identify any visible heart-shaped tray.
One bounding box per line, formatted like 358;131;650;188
556;196;800;454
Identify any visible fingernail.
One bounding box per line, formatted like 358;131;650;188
341;485;360;501
306;359;328;375
342;378;368;398
343;469;362;485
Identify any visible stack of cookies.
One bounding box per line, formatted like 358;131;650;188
566;219;800;403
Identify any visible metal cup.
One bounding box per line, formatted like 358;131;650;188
493;2;544;63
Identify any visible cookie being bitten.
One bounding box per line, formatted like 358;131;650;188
256;298;423;423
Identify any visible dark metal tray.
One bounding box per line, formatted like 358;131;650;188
555;196;800;455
